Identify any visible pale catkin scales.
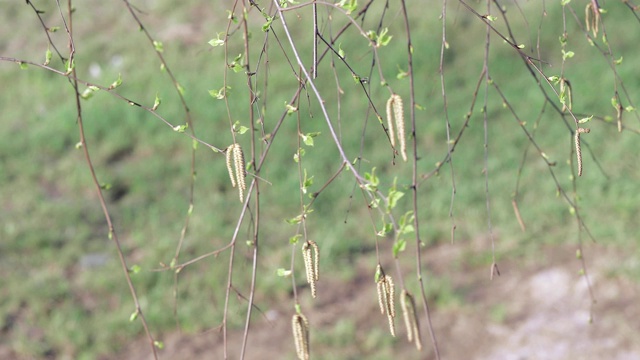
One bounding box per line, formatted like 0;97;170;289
375;266;396;337
401;290;413;342
392;95;407;162
386;96;396;147
225;145;236;188
375;264;386;314
376;277;386;315
384;275;396;337
386;94;407;162
233;144;246;201
385;276;395;319
575;127;590;177
292;313;310;360
225;143;247;202
575;131;582;177
302;241;319;298
400;290;422;350
585;2;600;37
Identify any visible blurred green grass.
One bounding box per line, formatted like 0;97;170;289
1;0;639;358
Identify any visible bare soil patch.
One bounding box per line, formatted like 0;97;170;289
111;242;640;360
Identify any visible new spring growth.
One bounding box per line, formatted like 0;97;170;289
292;312;310;360
375;264;396;336
560;78;572;113
225;143;247;202
302;240;320;298
585;2;600;38
386;94;407;162
575;127;590;177
400;289;422;350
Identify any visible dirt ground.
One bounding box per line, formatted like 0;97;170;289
112;241;640;360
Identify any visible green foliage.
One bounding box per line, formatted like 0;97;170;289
338;0;358;15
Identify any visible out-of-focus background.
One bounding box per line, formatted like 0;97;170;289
1;1;639;359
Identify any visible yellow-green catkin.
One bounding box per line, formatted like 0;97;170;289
375;266;396;337
575;127;590;177
302;240;319;298
386;94;407;162
226;143;247;202
401;289;422;350
292;313;310;360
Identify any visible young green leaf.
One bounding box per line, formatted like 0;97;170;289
108;73;123;90
396;65;408;79
262;16;274;32
230;53;244;73
65;59;75;73
301;169;314;194
129;310;139;322
387;189;404;210
562;50;575;60
285;102;298;115
293;148;305;163
392;239;407;258
80;86;98;100
286;215;304;225
153;40;164;53
208;33;226;47
276;268;292;277
289;234;302;244
578;116;593;124
44;48;52;66
364;167;379;190
338;0;357;14
153;93;161;110
376;222;394;237
173;124;188;132
374;264;382;283
376;28;393;47
209;86;230;100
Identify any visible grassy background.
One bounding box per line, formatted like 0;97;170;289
1;1;639;359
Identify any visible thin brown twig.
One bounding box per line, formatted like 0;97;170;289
60;0;159;357
399;0;441;357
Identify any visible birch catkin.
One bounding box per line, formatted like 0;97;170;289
560;78;572;112
392;95;407;162
233;143;246;202
376;277;386;315
385;276;396;319
384;275;396;337
386;96;396;148
575;127;590;177
400;290;422;350
302;240;320;298
386;94;407;162
225;143;247;202
292;313;310;360
375;264;386;314
225;145;236;188
375;265;396;337
585;2;599;37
